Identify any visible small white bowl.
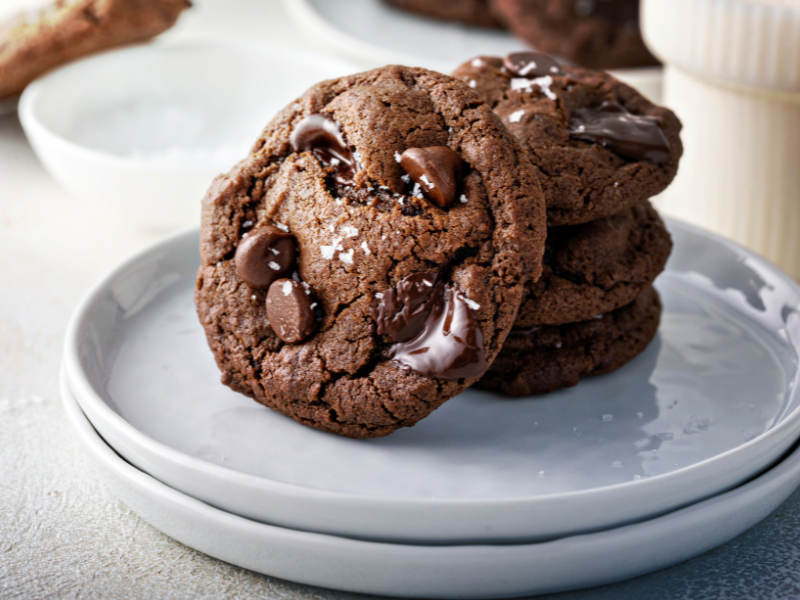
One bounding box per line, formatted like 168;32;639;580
19;40;358;230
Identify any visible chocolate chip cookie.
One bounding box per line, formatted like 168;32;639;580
491;0;659;69
480;285;661;396
195;65;547;438
517;200;671;326
0;0;191;100
452;52;682;225
382;0;504;29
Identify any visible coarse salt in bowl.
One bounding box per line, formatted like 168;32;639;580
19;39;358;230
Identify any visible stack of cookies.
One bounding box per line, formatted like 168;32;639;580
452;51;681;395
195;57;681;438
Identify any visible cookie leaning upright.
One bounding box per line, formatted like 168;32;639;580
0;0;191;100
453;52;682;225
195;65;547;438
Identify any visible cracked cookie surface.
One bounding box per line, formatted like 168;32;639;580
0;0;190;100
195;65;547;438
452;55;682;225
518;200;671;326
480;285;661;396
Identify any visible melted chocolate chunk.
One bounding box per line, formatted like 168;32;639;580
568;101;670;163
400;146;464;208
373;273;486;380
266;279;318;344
235;225;298;290
504;51;562;78
290;114;361;185
389;284;487;380
372;272;440;343
575;0;639;23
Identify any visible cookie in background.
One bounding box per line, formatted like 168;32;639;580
381;0;658;70
0;0;191;100
492;0;658;70
382;0;503;28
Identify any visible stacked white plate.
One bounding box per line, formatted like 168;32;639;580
62;218;800;599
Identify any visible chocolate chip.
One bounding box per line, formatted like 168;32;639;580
400;147;463;208
504;51;562;78
266;279;318;344
290;113;360;185
371;272;440;343
235;225;298;290
372;272;487;380
568;101;670;164
390;283;486;380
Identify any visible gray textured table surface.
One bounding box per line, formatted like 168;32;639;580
3;1;800;598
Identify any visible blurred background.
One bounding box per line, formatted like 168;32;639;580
4;0;798;278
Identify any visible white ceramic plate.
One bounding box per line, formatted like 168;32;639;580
19;40;358;230
63;219;800;544
282;0;663;101
61;369;800;599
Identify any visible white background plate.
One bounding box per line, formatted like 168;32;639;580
283;0;523;72
63;219;800;544
282;0;664;102
61;370;800;599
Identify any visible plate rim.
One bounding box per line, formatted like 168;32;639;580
59;363;800;599
63;217;800;504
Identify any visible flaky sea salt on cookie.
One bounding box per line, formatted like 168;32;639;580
195;65;547;438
